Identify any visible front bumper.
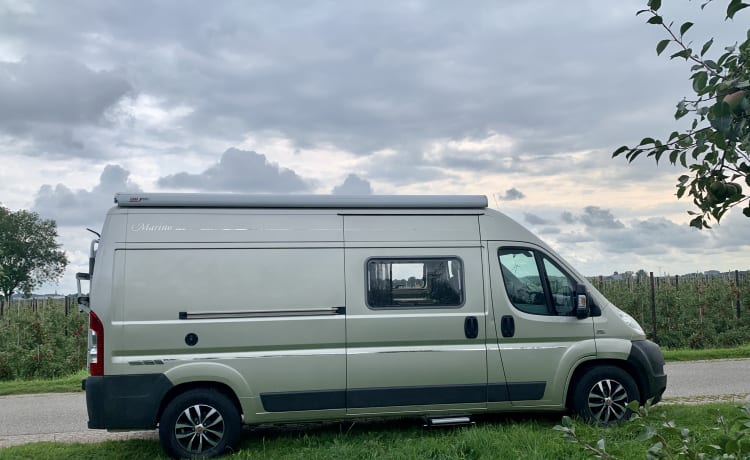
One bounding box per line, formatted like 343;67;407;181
628;340;667;404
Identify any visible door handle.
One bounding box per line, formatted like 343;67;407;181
464;316;478;339
501;315;515;338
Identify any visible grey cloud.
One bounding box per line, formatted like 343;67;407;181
524;213;549;225
361;150;451;185
4;1;712;165
561;211;576;224
599;217;705;255
436;155;498;172
332;174;372;195
556;232;596;244
497;188;525;201
580;206;625;229
0;55;132;128
157;148;310;193
32;164;141;226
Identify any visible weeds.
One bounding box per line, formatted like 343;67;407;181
555;400;750;459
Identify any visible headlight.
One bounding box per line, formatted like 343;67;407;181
614;307;645;336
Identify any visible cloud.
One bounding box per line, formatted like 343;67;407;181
524;213;549;225
579;206;625;229
32;164;141;226
561;211;576;224
332;174;372;195
157;148;311;193
496;188;525;201
0;55;132;128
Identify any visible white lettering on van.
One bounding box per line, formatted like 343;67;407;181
131;223;174;232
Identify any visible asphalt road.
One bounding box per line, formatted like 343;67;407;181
1;359;749;448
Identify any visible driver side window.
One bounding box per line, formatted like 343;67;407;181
498;248;576;316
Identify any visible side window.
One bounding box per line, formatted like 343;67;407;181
498;248;576;316
543;258;576;315
498;250;547;315
367;258;464;308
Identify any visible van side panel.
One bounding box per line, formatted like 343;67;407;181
111;246;347;420
97;209;346;423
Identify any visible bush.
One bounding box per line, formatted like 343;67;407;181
0;298;87;380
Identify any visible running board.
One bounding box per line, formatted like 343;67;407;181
424;416;474;427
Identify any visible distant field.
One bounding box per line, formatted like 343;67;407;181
592;271;750;349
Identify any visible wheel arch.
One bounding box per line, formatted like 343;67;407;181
565;359;644;410
157;380;243;424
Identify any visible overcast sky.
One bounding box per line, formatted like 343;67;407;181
1;0;749;294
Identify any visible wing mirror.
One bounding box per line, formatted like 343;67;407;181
575;283;590;319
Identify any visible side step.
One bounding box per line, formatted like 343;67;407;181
424;416;474;427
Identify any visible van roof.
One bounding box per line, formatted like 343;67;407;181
114;193;489;209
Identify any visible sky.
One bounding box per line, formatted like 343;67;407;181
1;0;749;295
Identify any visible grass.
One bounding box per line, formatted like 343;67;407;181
0;369;86;396
661;342;750;361
0;344;749;396
0;403;745;459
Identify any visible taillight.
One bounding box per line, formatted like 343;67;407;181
89;311;104;376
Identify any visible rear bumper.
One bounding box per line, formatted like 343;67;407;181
628;340;667;404
84;374;173;430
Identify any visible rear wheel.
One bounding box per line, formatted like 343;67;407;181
572;366;639;425
159;388;241;459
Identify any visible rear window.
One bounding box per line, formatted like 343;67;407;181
366;257;464;308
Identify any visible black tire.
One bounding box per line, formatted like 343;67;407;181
159;388;241;459
572;366;640;425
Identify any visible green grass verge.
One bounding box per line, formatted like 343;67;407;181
661;342;750;361
0;369;86;396
0;344;749;396
0;403;744;459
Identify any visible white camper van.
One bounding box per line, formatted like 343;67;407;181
78;193;666;459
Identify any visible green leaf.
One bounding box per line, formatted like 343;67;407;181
648;0;662;11
704;59;719;70
693;144;709;157
692;71;708;93
680;152;688;168
647;15;663;24
639;137;655;146
679;21;694;36
700;38;714;56
670;49;693;60
726;0;750;19
626;149;643;162
690;216;704;228
612;145;629;157
654;148;666;163
637;426;658;441
656;39;670;55
670;150;680;164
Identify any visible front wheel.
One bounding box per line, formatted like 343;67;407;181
159;388;241;459
572;366;640;425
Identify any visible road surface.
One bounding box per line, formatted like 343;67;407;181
1;359;749;448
